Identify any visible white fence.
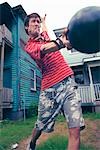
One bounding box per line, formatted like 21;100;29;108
78;83;100;104
1;84;100;107
94;84;100;100
0;24;13;44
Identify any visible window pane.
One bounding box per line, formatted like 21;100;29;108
31;69;35;78
74;71;84;84
30;69;36;91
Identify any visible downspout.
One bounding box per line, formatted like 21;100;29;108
0;32;5;120
16;18;21;112
10;9;21;112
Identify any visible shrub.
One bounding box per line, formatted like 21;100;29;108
26;101;38;118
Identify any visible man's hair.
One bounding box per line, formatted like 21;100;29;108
24;13;41;35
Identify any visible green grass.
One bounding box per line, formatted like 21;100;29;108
83;112;100;120
56;114;65;122
0;112;99;150
56;112;100;123
37;135;68;150
37;135;95;150
0;117;36;150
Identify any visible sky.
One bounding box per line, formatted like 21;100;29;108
0;0;100;38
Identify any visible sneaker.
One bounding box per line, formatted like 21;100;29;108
26;141;36;150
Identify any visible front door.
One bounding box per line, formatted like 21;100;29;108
91;66;100;84
3;68;12;88
89;65;100;100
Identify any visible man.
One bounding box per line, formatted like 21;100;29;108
24;13;85;150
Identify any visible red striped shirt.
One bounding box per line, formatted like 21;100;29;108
25;31;74;90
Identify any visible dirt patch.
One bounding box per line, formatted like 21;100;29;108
16;123;67;150
81;119;100;150
17;119;100;150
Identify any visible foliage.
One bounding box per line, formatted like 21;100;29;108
56;114;65;122
83;112;100;120
26;101;38;118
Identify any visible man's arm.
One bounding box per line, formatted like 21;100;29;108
41;16;72;54
41;31;72;55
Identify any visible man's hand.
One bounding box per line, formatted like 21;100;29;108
41;14;48;32
41;14;46;24
59;28;72;50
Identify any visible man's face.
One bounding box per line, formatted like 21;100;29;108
26;17;41;38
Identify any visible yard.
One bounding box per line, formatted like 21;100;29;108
0;113;100;150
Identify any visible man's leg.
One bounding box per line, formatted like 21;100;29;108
29;128;42;150
67;127;80;150
61;76;85;150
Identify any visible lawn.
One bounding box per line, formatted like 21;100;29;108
0;113;99;150
0;117;36;150
37;135;95;150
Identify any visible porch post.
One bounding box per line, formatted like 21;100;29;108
0;38;5;120
88;65;96;103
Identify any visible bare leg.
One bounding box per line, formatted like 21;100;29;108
67;127;80;150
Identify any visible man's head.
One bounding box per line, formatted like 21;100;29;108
24;13;41;38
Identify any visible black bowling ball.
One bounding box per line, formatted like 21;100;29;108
67;6;100;54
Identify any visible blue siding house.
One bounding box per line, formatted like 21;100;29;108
0;3;100;120
0;2;41;120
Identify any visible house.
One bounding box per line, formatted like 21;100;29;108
0;3;100;121
0;2;42;120
54;28;100;112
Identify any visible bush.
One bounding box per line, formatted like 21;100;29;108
26;101;38;118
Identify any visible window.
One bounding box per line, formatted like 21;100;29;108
74;71;84;85
36;76;41;90
30;69;36;91
53;29;64;38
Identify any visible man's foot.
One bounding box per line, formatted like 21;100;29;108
26;141;36;150
26;128;41;150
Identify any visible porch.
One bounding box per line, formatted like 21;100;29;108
1;83;100;108
0;24;13;119
0;83;100;120
78;83;100;112
2;88;13;108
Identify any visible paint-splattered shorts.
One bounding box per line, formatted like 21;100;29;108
35;76;85;132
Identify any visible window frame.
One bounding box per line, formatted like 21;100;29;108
30;69;36;91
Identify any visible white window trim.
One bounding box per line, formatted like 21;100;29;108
30;69;36;91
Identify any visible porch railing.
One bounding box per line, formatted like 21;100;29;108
1;84;100;108
2;88;13;108
94;83;100;100
0;24;13;44
78;83;100;105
